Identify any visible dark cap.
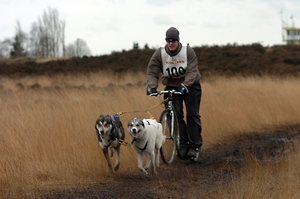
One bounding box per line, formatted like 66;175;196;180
165;27;180;41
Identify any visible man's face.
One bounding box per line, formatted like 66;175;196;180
166;39;179;51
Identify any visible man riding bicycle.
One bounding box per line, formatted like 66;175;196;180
146;27;202;161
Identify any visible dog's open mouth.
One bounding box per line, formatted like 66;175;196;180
132;132;138;138
100;132;106;138
130;128;140;139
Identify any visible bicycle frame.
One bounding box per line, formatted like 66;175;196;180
150;90;181;164
165;91;180;151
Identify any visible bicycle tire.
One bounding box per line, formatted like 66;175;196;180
173;108;180;158
159;109;180;164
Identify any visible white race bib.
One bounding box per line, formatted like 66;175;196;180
161;44;187;79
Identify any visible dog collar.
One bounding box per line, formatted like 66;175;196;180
103;142;112;148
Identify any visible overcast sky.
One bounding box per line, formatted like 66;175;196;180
0;0;299;55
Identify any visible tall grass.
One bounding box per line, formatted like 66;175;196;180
1;72;300;198
202;76;300;146
208;144;300;199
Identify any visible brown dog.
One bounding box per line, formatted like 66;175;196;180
95;114;125;174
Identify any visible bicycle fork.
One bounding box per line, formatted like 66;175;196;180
169;110;179;149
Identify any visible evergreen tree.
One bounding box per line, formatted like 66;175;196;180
133;42;139;49
144;43;149;49
10;34;26;57
10;21;27;57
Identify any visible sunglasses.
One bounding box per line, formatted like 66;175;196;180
166;39;178;43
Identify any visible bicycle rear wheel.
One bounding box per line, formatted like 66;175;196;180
159;109;179;164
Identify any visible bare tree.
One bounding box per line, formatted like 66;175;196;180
75;38;91;57
28;7;65;57
28;22;42;57
65;43;76;57
61;20;66;56
0;38;12;58
65;38;91;57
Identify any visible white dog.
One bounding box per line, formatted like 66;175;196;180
127;118;165;176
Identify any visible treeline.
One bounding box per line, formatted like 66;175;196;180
0;44;300;78
0;7;91;58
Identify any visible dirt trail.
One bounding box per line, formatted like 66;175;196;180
42;124;300;199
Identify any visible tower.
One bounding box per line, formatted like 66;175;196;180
282;13;300;45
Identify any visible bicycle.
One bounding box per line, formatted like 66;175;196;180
150;90;181;164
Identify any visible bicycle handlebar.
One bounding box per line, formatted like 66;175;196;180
149;90;182;96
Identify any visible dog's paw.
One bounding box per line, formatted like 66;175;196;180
107;168;114;176
140;168;149;176
114;165;120;171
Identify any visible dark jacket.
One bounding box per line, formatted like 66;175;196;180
146;42;201;88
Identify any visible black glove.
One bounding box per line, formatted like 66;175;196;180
177;84;189;94
147;88;158;95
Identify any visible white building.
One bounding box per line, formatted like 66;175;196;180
283;27;300;45
282;15;300;45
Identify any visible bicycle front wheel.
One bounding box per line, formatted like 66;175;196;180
159;109;179;164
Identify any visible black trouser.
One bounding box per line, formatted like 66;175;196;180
165;82;202;150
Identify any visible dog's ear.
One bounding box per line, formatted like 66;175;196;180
95;117;100;126
98;115;105;122
128;118;134;127
140;119;145;128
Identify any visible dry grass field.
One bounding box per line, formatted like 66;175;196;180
1;71;300;198
211;144;300;199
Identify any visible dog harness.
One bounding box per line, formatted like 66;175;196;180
110;114;121;128
131;119;152;151
133;140;148;151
